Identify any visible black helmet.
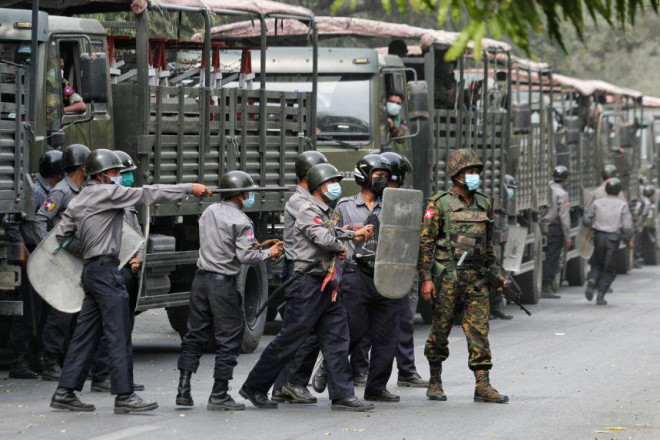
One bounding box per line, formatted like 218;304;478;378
295;151;328;180
643;184;656;198
638;174;645;185
114;150;137;172
219;170;257;198
39;150;63;178
353;154;391;187
381;152;412;185
553;165;569;183
504;174;516;188
85;149;124;176
602;164;618;180
62;144;91;170
307;163;343;192
605;177;622;196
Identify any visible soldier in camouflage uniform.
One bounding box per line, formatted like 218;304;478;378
418;148;509;404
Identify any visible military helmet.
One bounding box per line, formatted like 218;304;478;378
114;150;137;172
295;151;328;179
381;152;412;185
307;163;343;191
447;148;483;178
62;144;91;170
605;177;622;196
353;154;391;187
85;149;124;176
504;174;516;188
643;184;656;198
553;165;569;183
219;170;257;198
39;150;64;178
602;164;618;180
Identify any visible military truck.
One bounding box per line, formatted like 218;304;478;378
0;1;316;352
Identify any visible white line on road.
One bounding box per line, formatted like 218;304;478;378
89;425;160;440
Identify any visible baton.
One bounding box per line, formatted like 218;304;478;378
52;236;74;255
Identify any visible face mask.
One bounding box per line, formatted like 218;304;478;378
386;102;401;117
465;174;481;191
242;192;255;209
507;188;515;199
103;173;122;185
121;172;134;187
371;176;388;195
323;182;342;201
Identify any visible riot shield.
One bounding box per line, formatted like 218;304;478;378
27;221;144;313
575;225;594;259
502;225;528;272
374;188;424;299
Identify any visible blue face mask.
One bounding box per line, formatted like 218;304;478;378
121;172;134;187
507;188;515;199
104;174;123;185
242;192;255;209
465;174;481;191
323;182;342;201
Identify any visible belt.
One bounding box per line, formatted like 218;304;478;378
83;255;119;265
196;269;237;282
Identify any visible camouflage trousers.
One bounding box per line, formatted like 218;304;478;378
424;268;492;371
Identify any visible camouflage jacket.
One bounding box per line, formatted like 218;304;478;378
418;186;498;282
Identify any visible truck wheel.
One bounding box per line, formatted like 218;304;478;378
238;262;268;354
641;228;658;265
565;256;587;286
516;229;543;304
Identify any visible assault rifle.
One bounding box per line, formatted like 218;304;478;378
475;265;532;317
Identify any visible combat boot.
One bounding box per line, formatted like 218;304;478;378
9;352;40;379
50;387;95;412
41;353;62;381
208;380;245;411
175;370;194;406
312;363;327;393
426;366;447;401
584;279;595;301
596;291;608;306
474;370;509;403
30;352;46;375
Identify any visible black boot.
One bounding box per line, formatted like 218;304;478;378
114;393;158;414
50;387;95;412
41;353;62;381
176;370;194;406
239;385;278;409
30;352;46;375
596;291;608;306
9;352;40;379
208;380;245;411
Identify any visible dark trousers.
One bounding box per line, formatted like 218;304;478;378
589;231;621;295
350;337;370;376
244;274;353;400
58;257;134;395
542;224;565;288
8;265;45;353
41;309;74;358
395;290;418;377
177;271;244;380
342;268;400;394
273;334;319;390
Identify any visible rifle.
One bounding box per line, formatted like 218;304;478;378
476;266;532;317
255;260;321;318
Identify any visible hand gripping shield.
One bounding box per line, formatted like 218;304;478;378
27;220;145;313
374;188;424;299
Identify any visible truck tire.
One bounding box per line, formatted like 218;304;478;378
238;262;268;354
565;256;587;286
516;229;543;305
641;228;659;265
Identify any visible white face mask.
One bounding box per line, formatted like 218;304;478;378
386;102;401;117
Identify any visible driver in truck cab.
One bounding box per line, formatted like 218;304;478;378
385;89;408;140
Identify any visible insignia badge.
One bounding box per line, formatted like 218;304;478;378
247;229;254;242
313;216;323;226
424;208;434;220
43;200;57;212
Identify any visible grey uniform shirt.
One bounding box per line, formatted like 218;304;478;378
543;182;570;238
55;181;193;260
292;196;354;275
586;180;626;207
283;185;310;260
2;174;53;246
583;195;633;237
197;201;270;276
333;192;382;264
34;175;80;241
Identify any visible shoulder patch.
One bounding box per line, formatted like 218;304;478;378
424;207;436;220
430;191;448;202
313;216;323;226
43;199;57;212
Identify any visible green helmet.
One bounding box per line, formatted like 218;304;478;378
114;150;137;172
85;149;124;176
295;151;328;180
553;165;569;183
447;148;483;178
605;177;622;196
602;164;618;180
307;163;343;191
220;170;256;198
643;184;656;198
62;144;91;170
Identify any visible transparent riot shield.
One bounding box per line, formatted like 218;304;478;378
575;225;594;259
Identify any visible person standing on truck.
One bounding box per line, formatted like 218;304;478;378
4;151;63;379
240;163;375;412
33;143;90;381
583;178;633;305
50;149;212;414
175;170;284;411
418;148;509;404
541;166;572;299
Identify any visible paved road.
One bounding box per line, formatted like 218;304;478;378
2;265;660;440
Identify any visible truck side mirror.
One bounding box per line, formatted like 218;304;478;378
407;81;429;121
512;101;531;134
49;131;66;149
79;52;108;103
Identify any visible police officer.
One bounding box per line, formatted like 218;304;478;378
176;171;283;411
34;143;91;381
418;148;508;404
50;149;212;414
5;150;64;379
541;166;572;299
587;164;621;205
271;151;328;404
632;184;655;267
583;178;633;305
240;163;375;412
